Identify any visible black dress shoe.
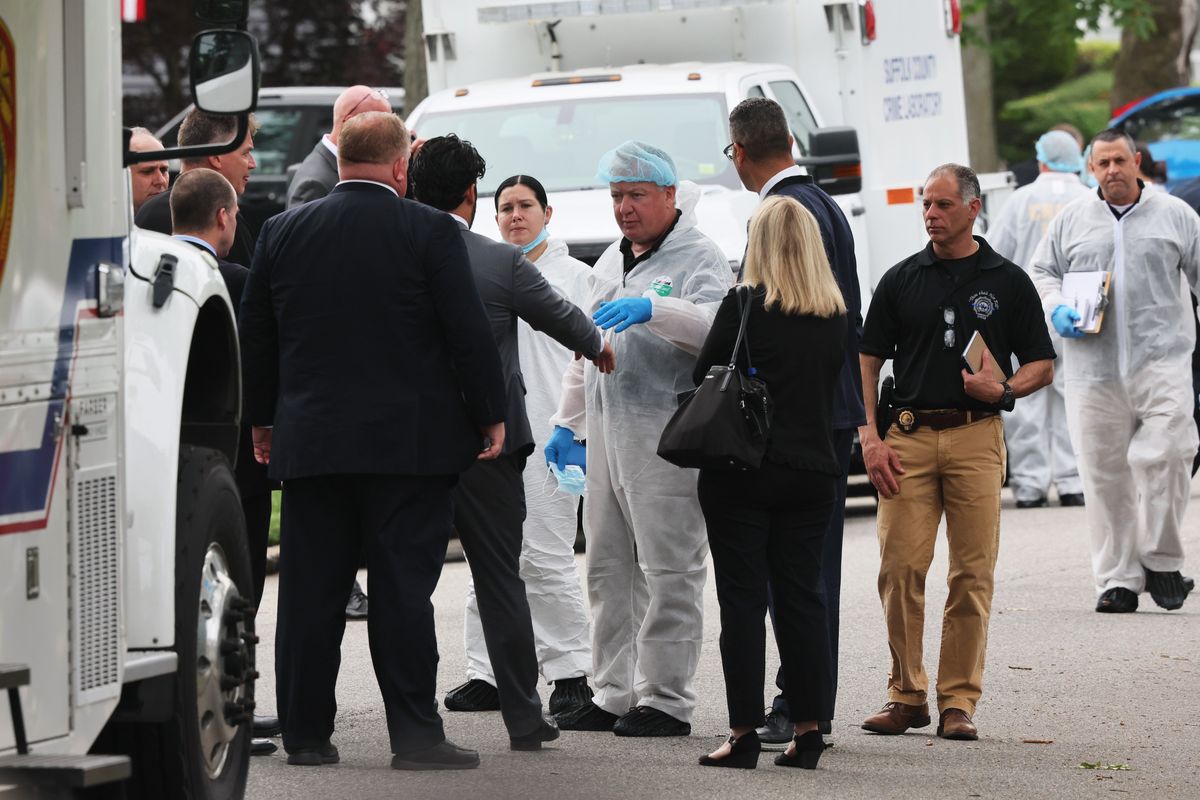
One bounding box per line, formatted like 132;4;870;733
548;676;594;716
1058;493;1085;507
755;707;791;747
773;730;828;769
510;715;560;751
698;730;760;769
1096;586;1138;613
286;741;338;766
555;700;618;731
444;679;500;712
1145;569;1193;610
391;740;480;771
253;714;281;738
345;581;369;620
1016;496;1048;509
613;705;690;737
251;738;277;756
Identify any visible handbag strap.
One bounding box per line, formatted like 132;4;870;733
728;284;755;373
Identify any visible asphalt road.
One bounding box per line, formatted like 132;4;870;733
245;486;1200;800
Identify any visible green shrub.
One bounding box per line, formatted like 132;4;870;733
1075;40;1120;75
997;69;1113;166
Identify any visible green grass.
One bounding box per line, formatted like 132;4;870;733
997;69;1114;166
269;490;281;546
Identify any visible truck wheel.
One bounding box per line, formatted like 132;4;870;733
96;445;255;800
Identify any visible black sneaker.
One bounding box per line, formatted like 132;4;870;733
612;705;690;737
1015;496;1048;509
555;700;618;731
548;676;594;716
1145;569;1193;611
1058;493;1085;507
755;707;792;748
444;679;500;712
1096;586;1138;613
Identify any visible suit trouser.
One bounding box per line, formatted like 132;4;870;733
241;489;272;607
1004;356;1081;501
770;427;852;718
876;416;1005;716
276;473;452;754
699;461;837;727
454;454;545;738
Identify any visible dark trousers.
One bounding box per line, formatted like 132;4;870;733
771;427;852;718
242;489;272;606
276;473;453;754
698;460;837;727
453;453;543;737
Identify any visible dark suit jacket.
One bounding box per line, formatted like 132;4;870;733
286;140;339;209
767;175;866;430
137;185;258;269
459;226;602;458
239;182;507;481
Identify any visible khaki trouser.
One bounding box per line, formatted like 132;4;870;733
876;415;1005;716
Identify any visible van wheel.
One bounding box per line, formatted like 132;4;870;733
96;446;255;800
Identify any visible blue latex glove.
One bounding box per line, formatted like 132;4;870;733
1051;304;1085;339
565;441;587;473
593;297;652;332
544;425;576;470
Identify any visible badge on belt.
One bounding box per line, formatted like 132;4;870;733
895;408;917;434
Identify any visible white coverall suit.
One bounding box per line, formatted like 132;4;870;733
988;171;1090;503
552;182;730;723
1030;188;1200;594
463;238;595;684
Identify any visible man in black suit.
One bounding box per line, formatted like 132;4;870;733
409;135;614;750
726;97;865;744
286;85;392;209
136;109;258;267
239;112;507;771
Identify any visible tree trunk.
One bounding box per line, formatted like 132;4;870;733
1111;0;1185;111
962;8;1000;171
403;0;427;112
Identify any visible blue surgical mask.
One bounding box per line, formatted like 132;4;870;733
548;463;586;496
521;227;550;254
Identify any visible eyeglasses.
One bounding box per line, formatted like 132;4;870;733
723;142;738;160
940;305;956;349
342;88;389;122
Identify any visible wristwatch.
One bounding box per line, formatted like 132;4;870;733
999;380;1015;412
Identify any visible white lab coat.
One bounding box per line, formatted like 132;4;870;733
1030;187;1200;594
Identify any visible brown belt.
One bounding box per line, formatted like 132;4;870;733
892;408;999;433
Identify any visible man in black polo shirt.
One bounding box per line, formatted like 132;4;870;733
858;164;1055;741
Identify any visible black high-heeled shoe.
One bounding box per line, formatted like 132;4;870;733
698;730;761;769
773;730;828;769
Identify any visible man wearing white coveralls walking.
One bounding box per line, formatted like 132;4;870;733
546;141;730;736
1031;129;1199;614
988;130;1090;509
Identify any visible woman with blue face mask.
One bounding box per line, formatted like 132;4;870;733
449;175;599;719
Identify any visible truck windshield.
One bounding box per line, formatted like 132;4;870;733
415;93;739;195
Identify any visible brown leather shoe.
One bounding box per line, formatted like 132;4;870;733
937;708;978;740
861;701;932;734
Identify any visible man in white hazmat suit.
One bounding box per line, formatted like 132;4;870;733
1031;129;1199;614
988;130;1090;509
546;141;730;736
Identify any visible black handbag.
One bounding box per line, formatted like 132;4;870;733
657;285;773;470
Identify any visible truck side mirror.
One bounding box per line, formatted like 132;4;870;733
796;127;862;196
189;30;259;115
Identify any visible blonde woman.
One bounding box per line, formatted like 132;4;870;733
693;195;846;771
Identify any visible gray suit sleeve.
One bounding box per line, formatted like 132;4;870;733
286;177;328;209
510;250;603;359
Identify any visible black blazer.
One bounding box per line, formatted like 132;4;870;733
694;286;847;475
238;181;507;481
286;141;339;208
137;185;258;269
460;227;602;458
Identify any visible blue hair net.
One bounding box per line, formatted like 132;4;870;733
1036;130;1084;173
596;140;677;186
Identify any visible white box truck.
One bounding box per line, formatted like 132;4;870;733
409;0;1013;291
0;2;262;797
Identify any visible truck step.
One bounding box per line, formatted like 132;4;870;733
0;754;131;789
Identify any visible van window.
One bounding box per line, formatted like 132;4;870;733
747;86;765;98
250;108;305;176
417;94;740;195
769;81;818;157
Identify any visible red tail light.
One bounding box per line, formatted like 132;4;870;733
860;0;877;44
946;0;962;36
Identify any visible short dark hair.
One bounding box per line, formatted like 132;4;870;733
728;98;792;161
494;174;548;211
1090;128;1136;156
170;168;235;233
179;109;257;167
926;163;980;203
409;134;487;212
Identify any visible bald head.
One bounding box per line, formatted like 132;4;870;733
337;111;410;195
127;126;169;213
330;85;392;144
